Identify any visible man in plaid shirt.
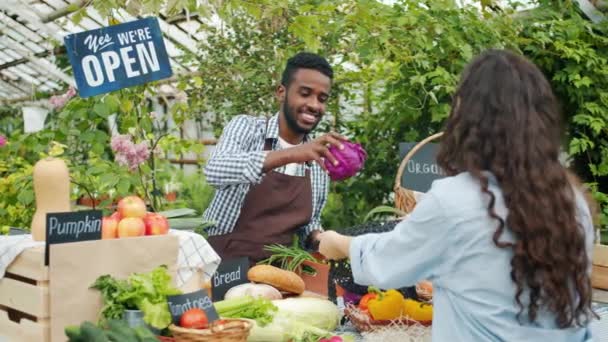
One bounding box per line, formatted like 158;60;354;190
203;52;348;262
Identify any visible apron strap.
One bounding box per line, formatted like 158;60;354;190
264;116;273;151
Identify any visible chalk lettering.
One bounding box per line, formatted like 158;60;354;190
431;164;440;175
48;215;101;238
168;296;214;317
406;161;444;175
213;266;242;287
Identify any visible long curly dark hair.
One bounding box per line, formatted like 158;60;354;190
436;49;595;328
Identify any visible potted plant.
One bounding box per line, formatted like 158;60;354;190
260;237;330;296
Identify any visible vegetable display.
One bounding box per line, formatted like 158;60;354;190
324;141;367;181
403;299;433;322
358;292;377;312
65;320;158;342
90;265;181;329
224;283;283;300
366;288;405;320
213;295;278;327
354;286;434;323
246;298;345;342
179;308;208;329
272;298;341;332
260;235;319;276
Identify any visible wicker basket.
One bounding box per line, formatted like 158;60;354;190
169;319;252;342
157;336;176;342
394;132;443;213
344;305;431;333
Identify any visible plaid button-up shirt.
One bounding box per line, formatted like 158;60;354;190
203;114;329;240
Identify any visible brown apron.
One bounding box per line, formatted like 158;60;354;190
207;139;313;263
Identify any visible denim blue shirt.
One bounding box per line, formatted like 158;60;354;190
350;172;594;341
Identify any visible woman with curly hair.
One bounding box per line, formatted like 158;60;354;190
318;49;596;341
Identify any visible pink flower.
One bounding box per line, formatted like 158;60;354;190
65;87;77;99
110;135;150;171
49;87;77;110
115;154;129;167
49;95;67;109
0;135;6;147
111;134;132;153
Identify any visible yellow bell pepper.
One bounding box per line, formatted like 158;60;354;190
367;288;405;320
403;298;433;321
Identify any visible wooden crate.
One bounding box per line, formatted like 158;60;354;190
593;244;608;290
0;246;50;342
0;235;179;342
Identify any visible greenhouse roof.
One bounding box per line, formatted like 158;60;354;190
0;0;209;102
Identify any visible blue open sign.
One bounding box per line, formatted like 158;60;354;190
64;17;173;98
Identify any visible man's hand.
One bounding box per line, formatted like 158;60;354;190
264;132;348;172
288;132;349;169
318;230;352;260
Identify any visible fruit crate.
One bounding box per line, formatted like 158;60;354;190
0;246;50;342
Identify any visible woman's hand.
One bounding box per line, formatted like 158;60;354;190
318;230;352;260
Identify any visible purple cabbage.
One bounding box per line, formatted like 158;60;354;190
324;141;367;181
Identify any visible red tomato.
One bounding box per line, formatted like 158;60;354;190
179;308;208;329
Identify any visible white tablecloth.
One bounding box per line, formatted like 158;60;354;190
0;229;220;287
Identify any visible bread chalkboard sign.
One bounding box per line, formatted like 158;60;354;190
211;257;249;301
398;142;445;193
45;210;102;265
167;289;219;324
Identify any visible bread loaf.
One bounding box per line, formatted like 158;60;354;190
247;265;305;295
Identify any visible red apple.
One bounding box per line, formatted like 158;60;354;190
143;212;170;236
117;217;145;238
110;211;122;221
117;196;146;218
101;216;119;239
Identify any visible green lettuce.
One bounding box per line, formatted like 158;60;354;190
91;265;182;329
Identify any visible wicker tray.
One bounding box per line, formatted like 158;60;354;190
344;305;431;333
169;319;252;342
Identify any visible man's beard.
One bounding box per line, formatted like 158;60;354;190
282;95;319;134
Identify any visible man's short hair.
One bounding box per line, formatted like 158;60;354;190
281;52;333;87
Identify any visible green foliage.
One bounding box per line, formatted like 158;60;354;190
0;84;206;229
173;0;608;231
161;169;215;216
0;157;35;229
516;3;608;229
4;0;608;235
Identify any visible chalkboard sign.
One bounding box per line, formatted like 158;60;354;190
167;289;219;325
398;142;445;193
45;210;102;265
211;257;249;301
64;17;172;98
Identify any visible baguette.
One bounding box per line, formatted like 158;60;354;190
247;265;305;295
